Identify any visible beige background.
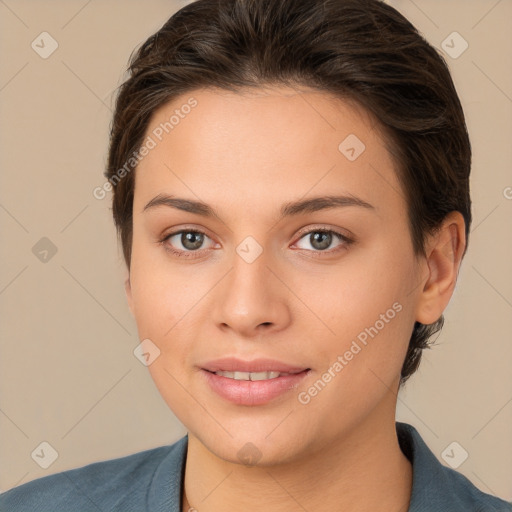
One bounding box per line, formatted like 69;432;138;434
1;0;511;501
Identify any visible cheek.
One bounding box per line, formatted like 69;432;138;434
305;245;416;384
300;298;412;425
312;246;412;327
128;239;191;335
129;257;195;409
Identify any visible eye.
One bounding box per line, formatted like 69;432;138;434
293;228;352;253
160;226;353;259
161;229;216;258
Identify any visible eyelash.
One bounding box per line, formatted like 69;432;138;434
160;227;353;259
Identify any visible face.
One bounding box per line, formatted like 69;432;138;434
126;86;426;465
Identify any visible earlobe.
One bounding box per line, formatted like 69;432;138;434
125;275;134;316
415;212;466;325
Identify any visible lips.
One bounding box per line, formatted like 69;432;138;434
200;357;310;374
201;367;311;405
199;357;311;405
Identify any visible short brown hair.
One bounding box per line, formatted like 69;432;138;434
106;0;472;384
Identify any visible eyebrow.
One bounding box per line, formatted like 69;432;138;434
142;193;375;219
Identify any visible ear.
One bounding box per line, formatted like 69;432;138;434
415;211;466;325
124;273;134;316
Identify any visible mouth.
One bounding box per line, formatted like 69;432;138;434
200;356;310;374
199;357;311;405
200;366;311;406
203;369;309;381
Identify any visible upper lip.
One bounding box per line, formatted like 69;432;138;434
201;357;310;373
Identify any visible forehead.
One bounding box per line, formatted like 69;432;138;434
134;86;403;219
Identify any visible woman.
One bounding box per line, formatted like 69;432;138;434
2;0;510;510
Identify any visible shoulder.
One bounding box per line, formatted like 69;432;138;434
0;435;188;512
397;422;512;512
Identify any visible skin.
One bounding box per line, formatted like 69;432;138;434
125;86;466;511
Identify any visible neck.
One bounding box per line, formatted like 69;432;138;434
181;399;412;511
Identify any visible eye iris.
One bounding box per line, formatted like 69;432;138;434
182;232;204;250
310;231;332;250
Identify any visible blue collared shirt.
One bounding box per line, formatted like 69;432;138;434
1;422;510;511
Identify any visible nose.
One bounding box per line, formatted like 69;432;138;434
212;246;292;339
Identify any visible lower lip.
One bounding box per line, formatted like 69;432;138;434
201;369;310;406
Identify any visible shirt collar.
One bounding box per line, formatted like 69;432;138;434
147;422;469;511
396;421;463;511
